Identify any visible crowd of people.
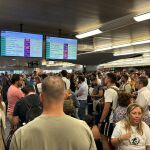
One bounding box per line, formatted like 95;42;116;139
0;69;149;150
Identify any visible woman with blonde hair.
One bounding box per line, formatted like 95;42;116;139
111;103;150;150
0;85;6;150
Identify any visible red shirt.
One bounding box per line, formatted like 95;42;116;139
7;85;24;116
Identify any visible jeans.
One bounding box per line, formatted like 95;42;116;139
78;100;87;120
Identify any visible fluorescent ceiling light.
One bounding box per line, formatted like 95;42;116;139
131;40;150;45
114;49;150;56
94;47;112;52
134;12;150;22
99;56;150;68
112;43;131;49
95;39;150;52
77;51;94;56
76;29;102;39
143;53;150;57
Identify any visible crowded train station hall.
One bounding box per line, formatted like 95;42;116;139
0;0;150;150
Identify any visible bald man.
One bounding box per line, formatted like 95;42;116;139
10;76;96;150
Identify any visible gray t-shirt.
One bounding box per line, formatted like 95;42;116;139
10;115;96;150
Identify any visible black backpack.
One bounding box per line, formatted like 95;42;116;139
24;100;42;123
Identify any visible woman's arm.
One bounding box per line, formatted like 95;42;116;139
111;133;131;146
146;146;150;150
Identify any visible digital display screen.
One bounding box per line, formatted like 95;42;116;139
46;37;77;60
1;31;43;57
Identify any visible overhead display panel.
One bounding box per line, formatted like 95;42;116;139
1;31;43;57
46;37;77;60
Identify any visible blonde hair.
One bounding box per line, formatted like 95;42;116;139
0;85;3;110
122;103;144;135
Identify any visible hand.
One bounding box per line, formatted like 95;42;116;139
120;133;131;141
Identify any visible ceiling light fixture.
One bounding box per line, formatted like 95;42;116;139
113;49;150;56
94;47;112;52
95;39;150;52
134;12;150;22
131;40;150;45
112;43;131;49
75;29;102;39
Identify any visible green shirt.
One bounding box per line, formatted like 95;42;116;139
10;115;96;150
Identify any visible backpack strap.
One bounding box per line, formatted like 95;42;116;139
123;83;129;92
109;86;119;93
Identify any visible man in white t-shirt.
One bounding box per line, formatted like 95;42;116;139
136;76;150;126
147;78;150;91
145;70;150;91
99;72;118;150
61;70;70;90
97;72;102;85
76;75;88;120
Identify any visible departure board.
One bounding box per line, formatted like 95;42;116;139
1;31;43;57
46;37;77;60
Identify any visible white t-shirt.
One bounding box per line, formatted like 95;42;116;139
136;87;150;117
111;121;150;150
147;78;150;91
104;86;118;123
62;77;70;90
76;82;88;101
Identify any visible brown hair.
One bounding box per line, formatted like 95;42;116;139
118;93;131;107
122;103;144;135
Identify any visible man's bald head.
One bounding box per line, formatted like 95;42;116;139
42;76;65;102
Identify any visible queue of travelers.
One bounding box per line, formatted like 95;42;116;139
0;69;149;150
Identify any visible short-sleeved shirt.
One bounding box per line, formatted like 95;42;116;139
136;87;150;125
111;121;150;150
76;82;88;100
7;85;24;116
136;87;150;117
147;78;150;91
62;77;70;90
119;83;132;93
10;115;97;150
104;86;118;123
13;94;40;124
